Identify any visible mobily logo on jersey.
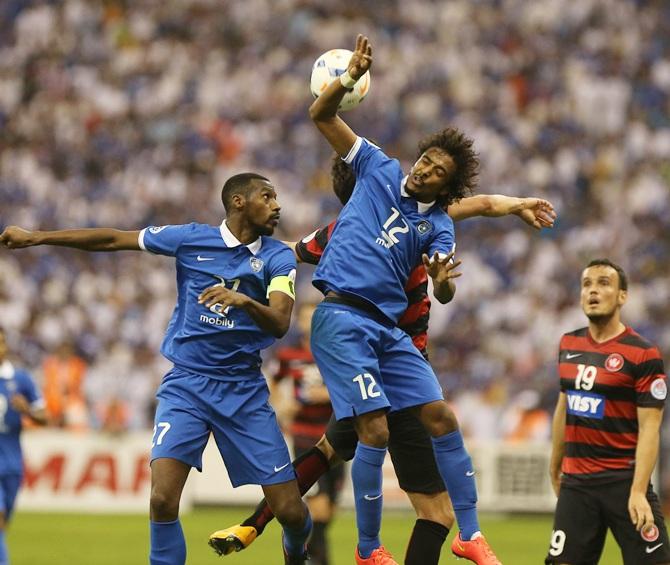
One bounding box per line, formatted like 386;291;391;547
566;390;605;419
376;207;409;249
199;314;235;328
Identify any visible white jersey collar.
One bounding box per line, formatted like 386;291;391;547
401;176;436;214
0;360;15;380
219;220;262;255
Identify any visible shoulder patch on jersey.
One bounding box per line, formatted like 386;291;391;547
149;226;169;234
651;378;667;401
416;220;432;235
605;353;624;372
249;257;264;272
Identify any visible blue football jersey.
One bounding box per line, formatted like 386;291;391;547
313;137;455;323
139;221;296;380
0;361;44;476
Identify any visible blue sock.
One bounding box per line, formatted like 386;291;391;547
431;431;480;540
150;519;186;565
282;506;312;557
352;442;387;558
0;528;7;565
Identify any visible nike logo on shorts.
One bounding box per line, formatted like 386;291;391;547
197;255;215;261
646;543;663;554
566;353;581;359
364;493;382;501
466;471;475;476
274;463;290;472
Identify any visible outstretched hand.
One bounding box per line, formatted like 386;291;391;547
515;198;557;230
421;250;462;285
347;34;373;81
0;226;37;249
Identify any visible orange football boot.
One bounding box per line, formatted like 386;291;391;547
451;532;502;564
355;545;399;564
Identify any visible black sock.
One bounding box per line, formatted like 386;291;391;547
241;447;330;535
405;519;449;565
307;520;329;565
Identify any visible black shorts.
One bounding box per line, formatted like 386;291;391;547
294;442;345;504
545;479;670;564
324;408;445;495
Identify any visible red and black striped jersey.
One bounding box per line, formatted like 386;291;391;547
558;326;667;485
274;346;332;442
296;221;431;357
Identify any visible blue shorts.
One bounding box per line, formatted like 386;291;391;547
310;301;444;420
0;474;22;520
151;367;295;487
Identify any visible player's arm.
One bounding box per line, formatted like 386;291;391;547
549;391;567;496
421;250;461;304
199;277;295;338
628;406;664;531
11;394;48;425
308;35;372;157
0;226;141;251
280;241;301;262
448;195;557;229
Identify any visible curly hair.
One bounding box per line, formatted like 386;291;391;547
417;128;479;207
330;154;357;205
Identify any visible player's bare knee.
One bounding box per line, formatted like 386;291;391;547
417;401;459;437
354;413;389;447
149;487;180;521
272;498;307;529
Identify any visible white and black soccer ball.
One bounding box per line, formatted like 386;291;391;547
310;49;371;112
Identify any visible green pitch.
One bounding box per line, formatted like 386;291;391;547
9;508;621;564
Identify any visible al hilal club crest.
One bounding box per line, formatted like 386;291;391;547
249;257;264;272
416;220;432;235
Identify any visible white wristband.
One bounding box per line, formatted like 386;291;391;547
339;71;357;90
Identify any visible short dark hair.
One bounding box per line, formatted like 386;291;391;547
417;128;479;207
331;155;357;205
221;172;270;212
586;258;628;291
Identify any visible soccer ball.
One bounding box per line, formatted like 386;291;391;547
310;49;371;112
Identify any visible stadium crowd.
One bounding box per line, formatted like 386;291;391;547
0;0;668;457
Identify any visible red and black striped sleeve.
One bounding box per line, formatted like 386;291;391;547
631;342;667;408
294;220;337;265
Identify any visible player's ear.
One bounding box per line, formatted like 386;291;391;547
231;193;246;210
618;289;627;307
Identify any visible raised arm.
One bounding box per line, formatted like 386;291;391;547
448;195;556;229
308;35;372;157
0;226;141;251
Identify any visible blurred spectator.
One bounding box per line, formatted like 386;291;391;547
0;0;667;459
42;340;88;430
502;390;551;443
